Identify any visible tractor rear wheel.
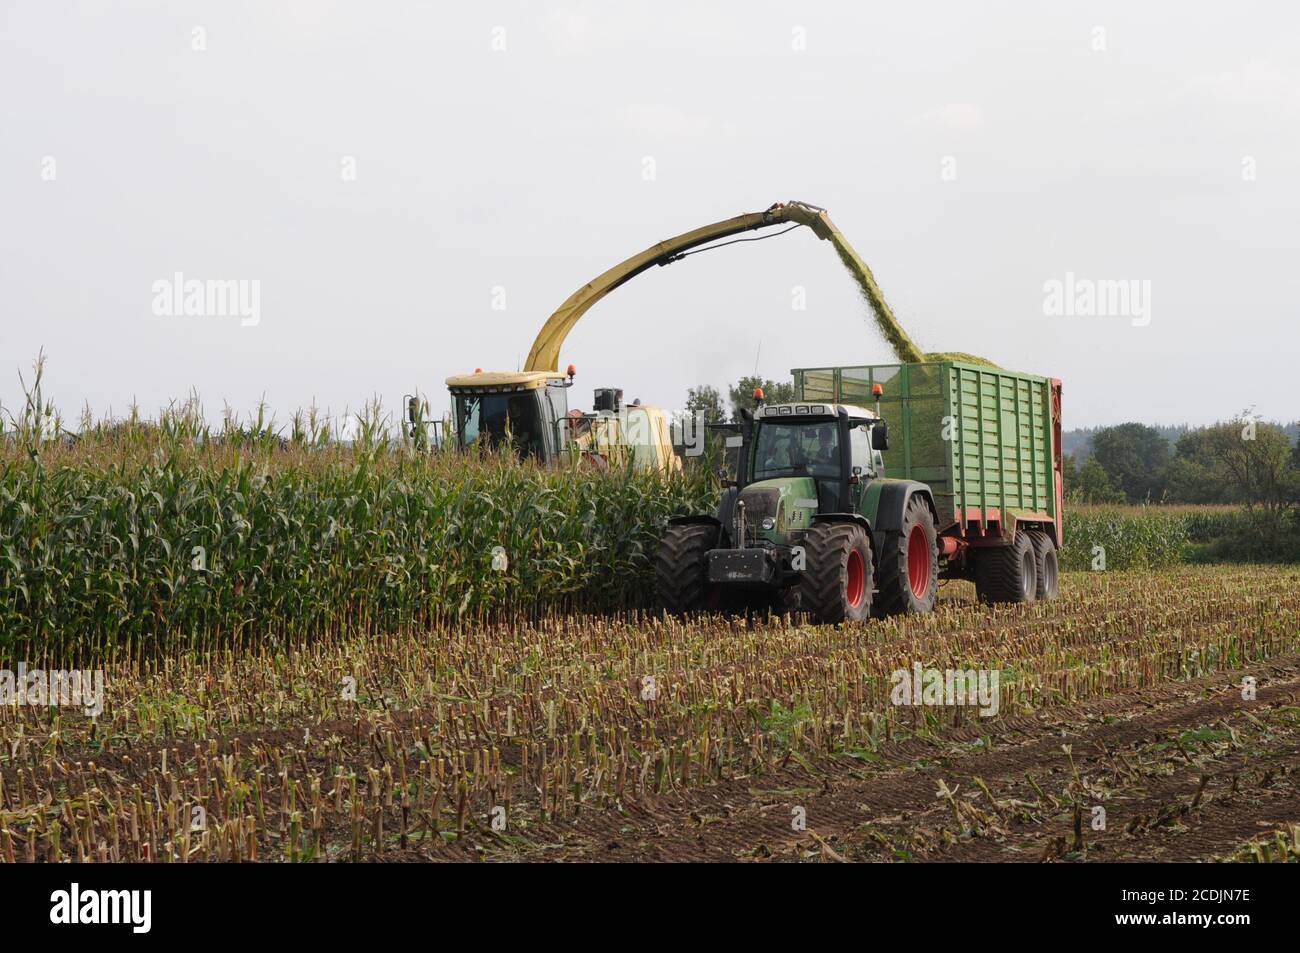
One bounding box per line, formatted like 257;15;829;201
1028;531;1060;601
875;496;939;616
974;531;1037;605
799;522;873;624
656;523;718;615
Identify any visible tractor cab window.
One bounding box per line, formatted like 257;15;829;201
753;420;841;480
455;391;544;459
849;424;874;474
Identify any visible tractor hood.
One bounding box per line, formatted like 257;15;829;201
737;477;818;543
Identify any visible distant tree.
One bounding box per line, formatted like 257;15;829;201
1206;418;1299;512
1165;458;1223;505
1077;457;1126;504
1061;429;1096;460
684;385;726;425
1165;419;1298;510
1166;430;1240;504
1061;452;1079;497
728;376;796;421
1091;423;1170;503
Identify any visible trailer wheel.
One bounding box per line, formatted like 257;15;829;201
656;523;718;615
875;496;939;616
799;522;873;624
974;531;1037;604
1028;531;1059;601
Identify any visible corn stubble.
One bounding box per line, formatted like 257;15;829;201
0;565;1294;862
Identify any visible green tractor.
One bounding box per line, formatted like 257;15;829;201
657;394;940;623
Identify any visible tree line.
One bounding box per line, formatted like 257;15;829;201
1064;417;1300;511
683;377;796;424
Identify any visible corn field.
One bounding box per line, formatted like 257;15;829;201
0;442;713;660
1059;506;1189;571
1;429;1254;657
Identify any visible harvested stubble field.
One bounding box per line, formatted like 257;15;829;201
2;564;1298;863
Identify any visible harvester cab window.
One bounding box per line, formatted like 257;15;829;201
455;394;485;447
544;381;569;449
456;392;544;460
505;393;543;458
753;420;840;480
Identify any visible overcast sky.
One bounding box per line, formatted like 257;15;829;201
2;1;1297;431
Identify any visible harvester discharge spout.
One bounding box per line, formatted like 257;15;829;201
523;200;989;372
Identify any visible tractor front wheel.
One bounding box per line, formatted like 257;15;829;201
656;523;719;615
876;496;939;616
799;522;873;624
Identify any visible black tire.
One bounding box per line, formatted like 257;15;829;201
656;523;718;615
1028;531;1059;601
799;522;873;624
876;496;939;616
974;531;1037;604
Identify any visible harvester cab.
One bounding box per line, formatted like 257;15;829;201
444;369;574;462
444;368;681;472
657;395;941;624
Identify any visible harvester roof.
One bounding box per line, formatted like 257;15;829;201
445;370;567;391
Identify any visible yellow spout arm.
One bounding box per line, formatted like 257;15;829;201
522;200;925;372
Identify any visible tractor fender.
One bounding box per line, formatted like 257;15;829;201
715;486;738;538
810;513;877;559
869;482;937;556
667;514;721;529
667;488;737;544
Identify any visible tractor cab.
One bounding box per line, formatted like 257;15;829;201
730;402;888;547
750;402;884;488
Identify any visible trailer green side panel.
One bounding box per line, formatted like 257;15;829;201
791;361;1058;530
